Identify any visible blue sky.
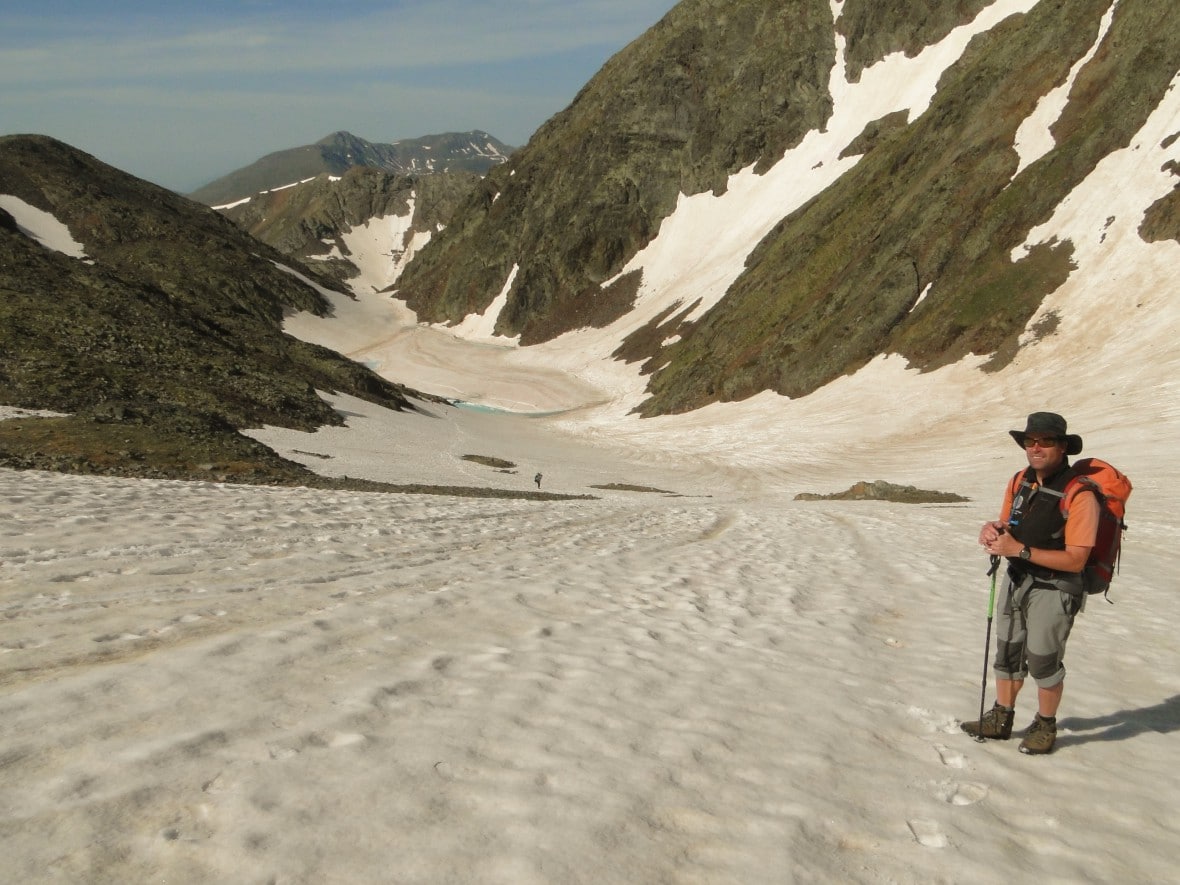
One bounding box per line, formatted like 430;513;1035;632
0;1;676;193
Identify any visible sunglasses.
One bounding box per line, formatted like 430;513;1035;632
1022;436;1062;449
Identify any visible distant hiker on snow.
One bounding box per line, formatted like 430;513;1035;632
534;472;543;488
961;412;1099;755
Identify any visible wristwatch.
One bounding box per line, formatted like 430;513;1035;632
1019;545;1032;561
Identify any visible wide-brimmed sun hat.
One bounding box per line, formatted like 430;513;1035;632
1009;411;1083;456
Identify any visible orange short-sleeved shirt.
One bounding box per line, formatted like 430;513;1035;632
1000;474;1099;549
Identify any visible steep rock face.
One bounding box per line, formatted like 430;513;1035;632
189;131;512;207
641;0;1178;415
395;0;1178;415
219;166;480;285
837;0;995;82
0;135;416;434
392;0;991;340
395;0;838;343
641;0;1123;413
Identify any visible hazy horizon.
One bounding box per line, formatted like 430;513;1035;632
0;0;675;193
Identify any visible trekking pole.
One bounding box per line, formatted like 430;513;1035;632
975;555;1001;743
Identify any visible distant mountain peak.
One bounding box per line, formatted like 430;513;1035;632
190;131;515;207
317;130;361;144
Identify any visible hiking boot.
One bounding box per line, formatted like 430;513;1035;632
960;702;1015;739
1019;714;1058;755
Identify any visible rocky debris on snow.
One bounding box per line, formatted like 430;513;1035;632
794;480;969;504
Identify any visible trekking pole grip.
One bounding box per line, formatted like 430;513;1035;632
987;555;999;617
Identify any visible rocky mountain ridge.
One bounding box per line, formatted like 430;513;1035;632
189;130;513;208
216;166;479;289
0;134;423;486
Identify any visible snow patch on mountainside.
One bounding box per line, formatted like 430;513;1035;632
300;197;435;296
1005;71;1180;428
575;0;1041;357
1012;4;1116;176
0;194;89;259
337;200;427;295
445;264;520;343
212;176;336;211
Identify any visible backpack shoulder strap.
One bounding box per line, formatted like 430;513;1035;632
1009;468;1029;497
1060;475;1102;518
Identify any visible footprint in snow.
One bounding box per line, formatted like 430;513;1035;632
907;819;948;848
934;744;966;768
933;778;989;806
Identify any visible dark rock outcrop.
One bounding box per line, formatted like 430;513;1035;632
795;480;969;504
0;135;424;483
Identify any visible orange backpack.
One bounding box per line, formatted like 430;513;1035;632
1007;458;1132;599
1065;458;1132;599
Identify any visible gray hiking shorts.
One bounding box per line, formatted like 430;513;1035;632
993;570;1083;688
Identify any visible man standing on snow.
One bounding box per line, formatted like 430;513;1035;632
961;412;1099;754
